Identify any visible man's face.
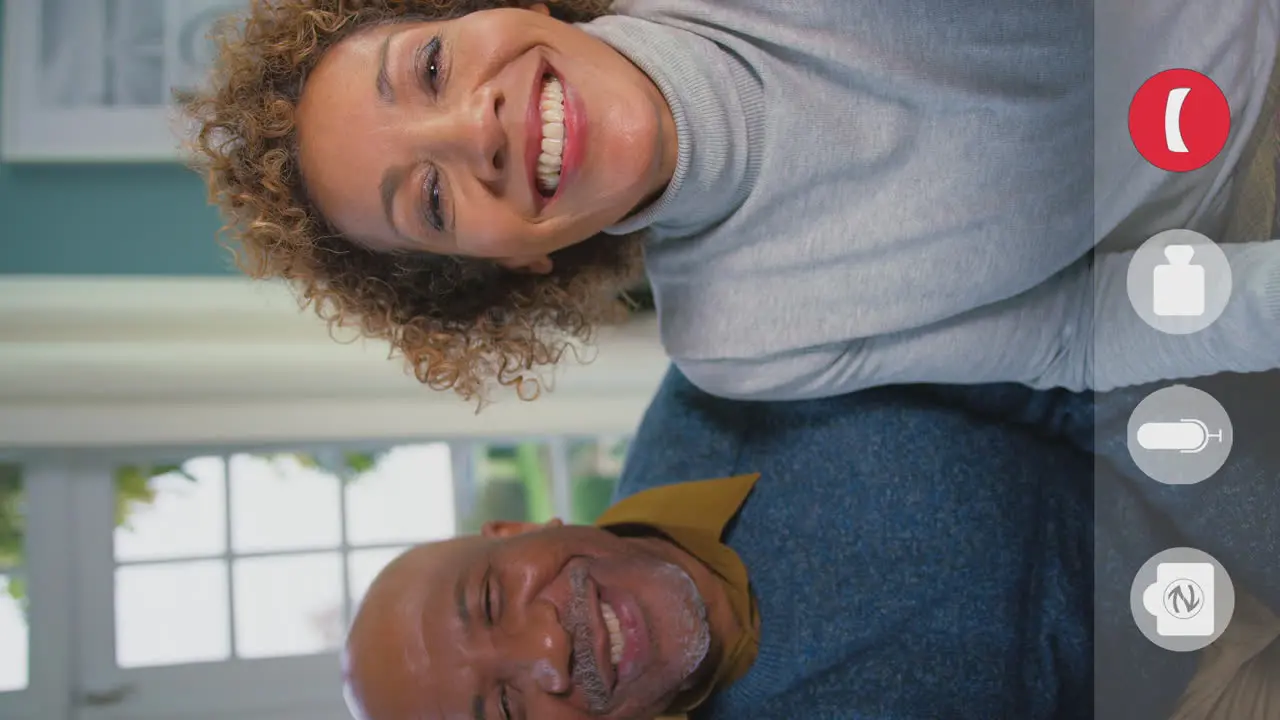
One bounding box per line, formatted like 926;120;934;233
342;522;712;720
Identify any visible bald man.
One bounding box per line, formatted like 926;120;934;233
342;374;1102;720
340;369;1280;720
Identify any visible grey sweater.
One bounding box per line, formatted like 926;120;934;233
581;0;1280;400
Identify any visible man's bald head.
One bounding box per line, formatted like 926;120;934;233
342;520;719;720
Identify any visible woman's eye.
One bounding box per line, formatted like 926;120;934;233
420;36;443;90
422;169;444;232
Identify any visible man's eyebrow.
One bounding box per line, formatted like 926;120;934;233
376;32;395;104
456;576;485;720
454;571;470;630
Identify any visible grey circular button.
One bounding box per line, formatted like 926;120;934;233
1130;547;1235;652
1126;384;1232;485
1126;229;1232;335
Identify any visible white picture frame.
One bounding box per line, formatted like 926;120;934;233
1;0;243;162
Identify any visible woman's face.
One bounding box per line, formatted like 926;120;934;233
296;4;676;272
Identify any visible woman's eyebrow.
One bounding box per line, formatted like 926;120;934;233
376;32;396;104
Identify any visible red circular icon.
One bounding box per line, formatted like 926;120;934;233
1129;69;1230;172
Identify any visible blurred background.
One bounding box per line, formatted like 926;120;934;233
0;2;667;718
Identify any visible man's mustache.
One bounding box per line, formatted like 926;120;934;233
565;565;612;714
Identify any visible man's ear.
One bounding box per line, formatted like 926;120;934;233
497;255;553;274
524;2;552;16
481;518;564;538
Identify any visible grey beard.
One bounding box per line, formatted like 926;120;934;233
563;562;712;715
654;561;710;686
565;566;612;714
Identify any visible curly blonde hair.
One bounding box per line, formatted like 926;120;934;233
183;0;646;403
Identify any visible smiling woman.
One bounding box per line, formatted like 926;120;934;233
188;0;1280;411
184;0;674;401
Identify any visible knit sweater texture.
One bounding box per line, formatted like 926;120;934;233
582;0;1280;399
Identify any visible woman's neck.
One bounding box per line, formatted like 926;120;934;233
580;14;765;239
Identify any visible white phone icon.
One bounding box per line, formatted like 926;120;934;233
1165;87;1191;153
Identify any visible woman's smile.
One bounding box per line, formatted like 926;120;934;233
530;66;564;202
532;65;590;215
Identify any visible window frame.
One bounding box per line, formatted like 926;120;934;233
63;434;623;720
0;458;76;720
67;455;352;720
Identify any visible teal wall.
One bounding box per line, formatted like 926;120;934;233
0;0;234;275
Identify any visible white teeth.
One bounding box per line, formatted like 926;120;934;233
601;602;623;667
535;76;567;195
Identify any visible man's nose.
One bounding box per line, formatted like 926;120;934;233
500;601;572;696
430;83;506;185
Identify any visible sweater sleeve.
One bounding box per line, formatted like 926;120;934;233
676;240;1280;400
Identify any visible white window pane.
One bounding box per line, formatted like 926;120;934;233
0;575;28;692
233;553;344;659
229;455;341;553
345;444;456;546
114;457;227;562
347;547;409;608
116;560;231;668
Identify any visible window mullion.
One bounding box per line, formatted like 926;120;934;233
451;441;476;534
547;437;573;523
16;457;77;720
222;455;238;660
337;463;352;625
66;456;128;704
